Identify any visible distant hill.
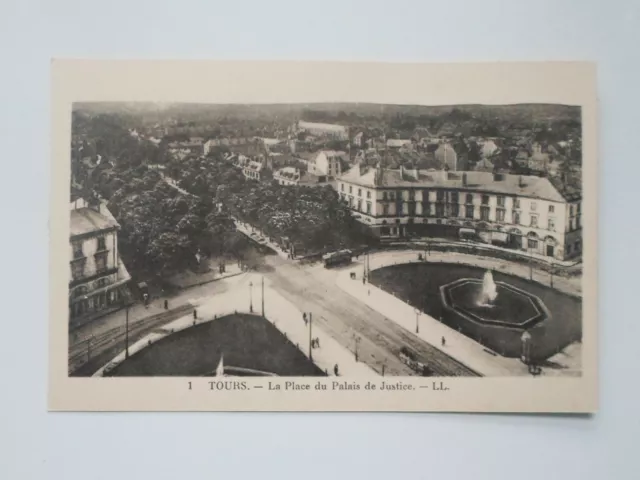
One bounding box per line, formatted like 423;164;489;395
73;102;580;124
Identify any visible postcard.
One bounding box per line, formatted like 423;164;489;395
49;60;597;412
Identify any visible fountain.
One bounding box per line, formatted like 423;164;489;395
439;269;549;330
478;270;498;307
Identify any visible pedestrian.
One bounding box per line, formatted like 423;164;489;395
441;336;446;347
143;293;149;308
164;299;168;310
315;337;320;348
368;289;370;296
334;364;339;376
362;276;366;285
193;309;198;320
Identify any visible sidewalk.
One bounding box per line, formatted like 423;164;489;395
337;267;530;377
70;267;245;346
367;249;581;297
401;237;581;268
95;274;377;378
234;221;291;260
167;262;243;289
261;279;377;378
336;250;582;377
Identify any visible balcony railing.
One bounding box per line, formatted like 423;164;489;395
69;267;118;288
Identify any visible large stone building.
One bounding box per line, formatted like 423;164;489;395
69;197;132;325
335;165;582;260
294;121;349;140
273;166;323;187
305;150;347;179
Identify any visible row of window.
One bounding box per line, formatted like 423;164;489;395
71;277;113;299
339;184;567;213
341;184;373;199
72;236;107;259
71;252;109;280
366;201;556;230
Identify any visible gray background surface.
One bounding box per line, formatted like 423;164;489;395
1;0;637;478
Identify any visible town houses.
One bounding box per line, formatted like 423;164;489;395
273;166;321;186
69;195;132;325
303;150;347;179
335;164;582;260
293;120;349;140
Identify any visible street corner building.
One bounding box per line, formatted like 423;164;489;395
335;164;582;261
69;195;132;327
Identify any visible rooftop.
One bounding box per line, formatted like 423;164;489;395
70;207;118;238
338;168;573;202
387;139;413;148
298;121;348;132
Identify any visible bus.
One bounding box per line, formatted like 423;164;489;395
322;249;353;268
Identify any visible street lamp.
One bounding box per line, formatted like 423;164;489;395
354;335;361;362
261;276;265;317
527;244;534;280
415;307;421;334
249;281;253;313
308;312;313;362
521;331;532;365
125;304;130;358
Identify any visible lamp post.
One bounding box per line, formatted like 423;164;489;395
363;251;367;282
261;276;265;317
87;335;93;362
521;331;532;366
354;335;361;362
308;312;313;362
249;281;253;313
125;304;130;358
415;307;420;334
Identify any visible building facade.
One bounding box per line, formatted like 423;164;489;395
307;150;346;178
273;166;323;187
243;160;265;181
335;166;582;260
274;166;303;186
69;198;132;325
295;121;349;140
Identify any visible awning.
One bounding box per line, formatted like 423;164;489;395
459;228;476;235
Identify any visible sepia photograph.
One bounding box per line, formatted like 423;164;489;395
49;60;597;412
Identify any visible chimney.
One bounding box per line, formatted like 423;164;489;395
462;172;468;186
374;163;384;186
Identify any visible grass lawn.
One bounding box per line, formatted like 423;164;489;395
107;314;325;377
370;263;582;362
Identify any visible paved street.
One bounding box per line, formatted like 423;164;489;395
337;249;582;377
96;274;378;378
72;173;581;378
262;255;477;376
68;271;247;374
